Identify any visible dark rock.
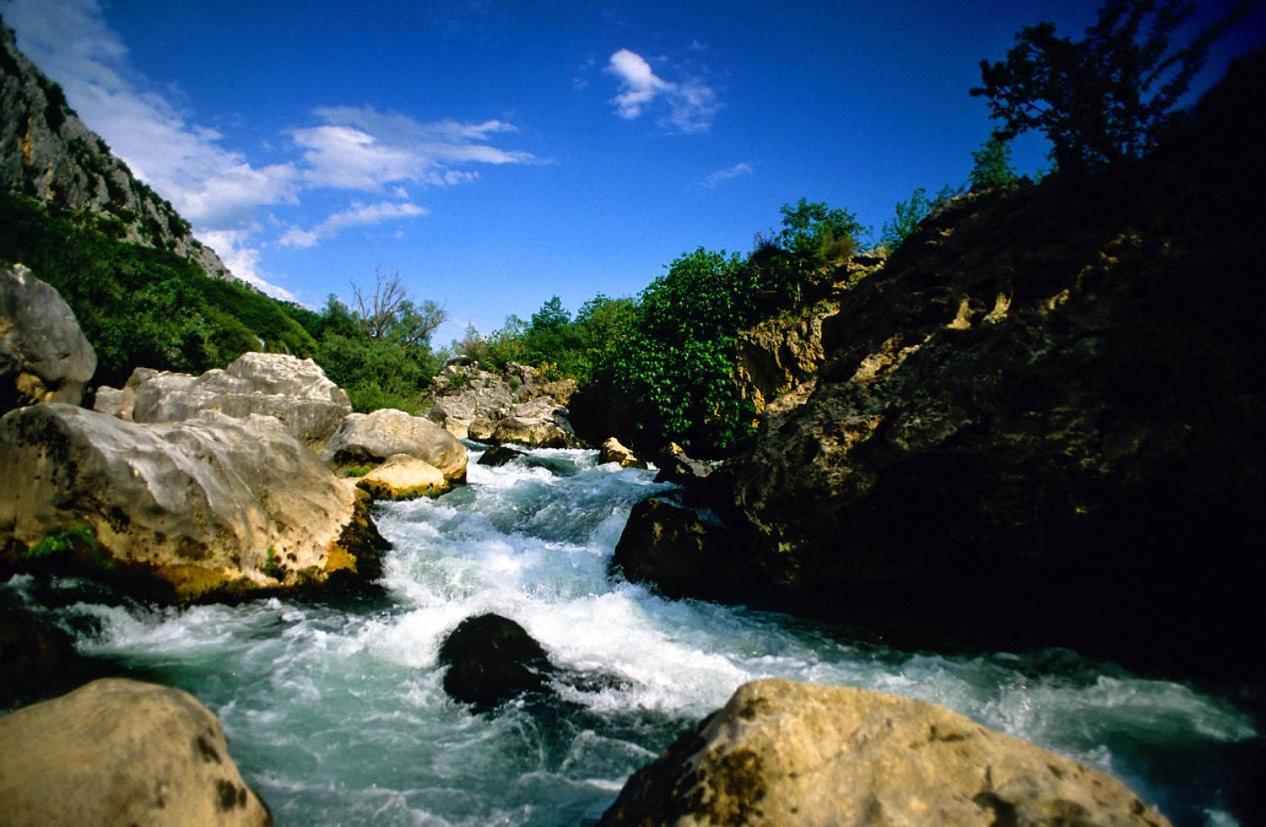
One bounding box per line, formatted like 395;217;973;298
438;614;554;711
477;444;527;467
651;443;714;485
630;54;1266;678
610;497;761;604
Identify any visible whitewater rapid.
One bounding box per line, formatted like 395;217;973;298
4;446;1257;825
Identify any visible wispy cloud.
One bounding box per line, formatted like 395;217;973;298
0;0;537;298
279;201;428;249
293;108;536;191
605;48;721;134
702;161;754;189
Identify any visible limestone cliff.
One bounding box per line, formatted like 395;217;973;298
0;21;231;280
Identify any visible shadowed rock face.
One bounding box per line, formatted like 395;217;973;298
0;678;272;826
600;679;1172;827
0;404;385;602
438;614;554;712
0;264;95;413
617;53;1266;676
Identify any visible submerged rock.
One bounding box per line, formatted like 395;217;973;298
477;444;527;467
355;453;447;500
95;352;351;444
438;613;554;712
0;404;385;602
0;678;271;826
323;408;467;483
600;679;1171;827
0;264;96;413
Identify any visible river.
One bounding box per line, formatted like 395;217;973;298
3;446;1258;825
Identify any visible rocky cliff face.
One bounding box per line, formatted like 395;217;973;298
625;52;1266;676
0;22;231;280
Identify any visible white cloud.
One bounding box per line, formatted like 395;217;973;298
0;0;298;296
198;228;296;301
293;107;536;191
702;161;754;189
0;0;538;294
605;48;721;134
279;201;428;249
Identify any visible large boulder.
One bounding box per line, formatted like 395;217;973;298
611;497;761;604
490;395;578;448
0;404;385;602
426;363;515;439
0;264;96;413
0;678;271;826
600;679;1171;827
322;408;467;483
355;453;447;501
96;353;351;444
438;613;554;712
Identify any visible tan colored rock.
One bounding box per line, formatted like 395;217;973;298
0;404;383;602
426;360;579;442
115;353;352;444
599;437;641;467
601;679;1171;827
323;408;467;482
0;264;97;412
356;453;448;500
0;678;271;826
490;396;578;448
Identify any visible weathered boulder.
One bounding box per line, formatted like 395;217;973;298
427;360;579;443
600;679;1171;827
438;613;554;712
490;395;578;448
0;678;271;826
0;404;385;602
611;497;760;604
599;437;642;468
323;408;467;482
94;353;351;444
477;444;527;467
0;264;96;412
355;453;447;500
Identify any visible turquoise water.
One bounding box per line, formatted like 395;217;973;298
4;447;1258;825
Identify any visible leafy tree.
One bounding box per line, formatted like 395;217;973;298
880;185;962;251
608;248;757;454
775;198;865;265
969;132;1018;189
971;0;1246;173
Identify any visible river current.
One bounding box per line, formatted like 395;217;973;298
3;446;1258;825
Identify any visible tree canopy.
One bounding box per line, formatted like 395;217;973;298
971;0;1245;172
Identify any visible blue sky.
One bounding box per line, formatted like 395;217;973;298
3;0;1262;344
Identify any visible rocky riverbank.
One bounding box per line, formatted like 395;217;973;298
612;51;1266;679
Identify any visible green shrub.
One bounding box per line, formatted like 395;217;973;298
26;524;97;560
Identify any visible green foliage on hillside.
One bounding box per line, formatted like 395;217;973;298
0;192;317;386
457;200;867;455
0;193;443;410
